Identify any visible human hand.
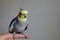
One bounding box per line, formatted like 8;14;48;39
0;33;30;40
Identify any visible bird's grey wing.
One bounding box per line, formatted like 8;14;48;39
24;24;29;31
9;17;17;33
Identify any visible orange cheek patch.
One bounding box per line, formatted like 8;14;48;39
18;13;22;17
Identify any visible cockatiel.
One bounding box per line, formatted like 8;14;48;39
9;8;29;35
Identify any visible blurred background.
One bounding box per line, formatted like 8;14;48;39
0;0;60;40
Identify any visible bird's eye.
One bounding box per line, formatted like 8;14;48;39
24;15;26;18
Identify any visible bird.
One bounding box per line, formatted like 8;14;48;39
9;8;29;36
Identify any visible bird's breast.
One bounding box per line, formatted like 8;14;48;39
14;21;27;32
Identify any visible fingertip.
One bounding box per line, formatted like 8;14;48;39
24;35;30;39
14;34;25;38
14;34;30;39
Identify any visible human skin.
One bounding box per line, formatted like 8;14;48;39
0;33;30;40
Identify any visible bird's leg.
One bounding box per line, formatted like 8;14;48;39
16;32;28;39
20;32;28;39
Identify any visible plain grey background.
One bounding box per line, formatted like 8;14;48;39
0;0;60;40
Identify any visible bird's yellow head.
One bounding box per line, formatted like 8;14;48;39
21;9;28;15
18;9;28;22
